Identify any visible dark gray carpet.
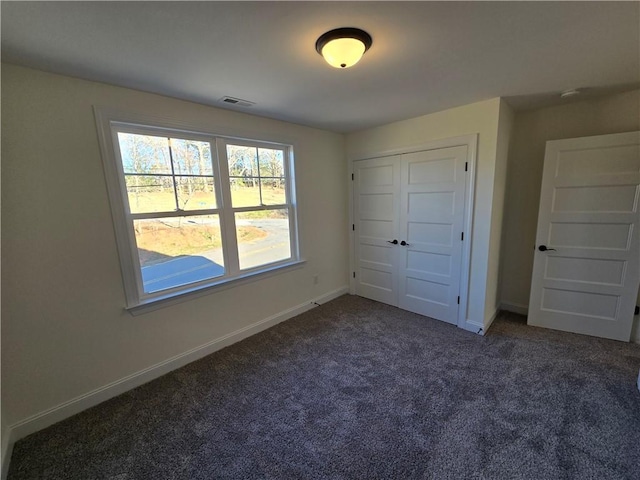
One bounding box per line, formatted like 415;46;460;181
8;295;640;479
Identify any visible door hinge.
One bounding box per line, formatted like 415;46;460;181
461;232;464;241
352;224;355;231
457;296;460;304
353;272;356;278
465;162;468;172
351;173;354;181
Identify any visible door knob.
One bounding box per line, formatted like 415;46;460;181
387;239;398;245
400;240;411;246
538;245;556;252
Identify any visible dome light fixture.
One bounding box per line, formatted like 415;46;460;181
316;27;373;69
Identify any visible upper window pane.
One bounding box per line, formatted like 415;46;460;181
171;139;214;176
118;133;172;174
177;176;217;210
125;175;176;214
259;178;286;205
229;178;260;207
227;145;287;207
258;148;284;178
227;145;258;177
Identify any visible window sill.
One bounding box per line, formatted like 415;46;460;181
126;259;306;316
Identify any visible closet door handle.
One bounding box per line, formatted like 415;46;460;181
387;239;398;245
538;245;556;252
400;240;410;246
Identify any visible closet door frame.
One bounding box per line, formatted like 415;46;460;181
348;134;478;330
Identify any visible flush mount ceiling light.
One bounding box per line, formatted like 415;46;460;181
316;27;373;69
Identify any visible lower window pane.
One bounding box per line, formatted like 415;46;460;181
236;209;291;270
134;215;224;293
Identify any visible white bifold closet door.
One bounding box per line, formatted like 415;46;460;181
353;146;468;325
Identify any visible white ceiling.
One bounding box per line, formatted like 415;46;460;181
2;1;639;133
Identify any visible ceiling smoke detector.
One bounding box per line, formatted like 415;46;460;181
220;96;255;107
560;89;581;99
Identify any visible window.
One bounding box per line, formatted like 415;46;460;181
96;112;299;310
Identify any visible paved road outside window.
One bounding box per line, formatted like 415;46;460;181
141;219;290;293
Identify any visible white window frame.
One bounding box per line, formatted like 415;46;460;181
94;108;302;313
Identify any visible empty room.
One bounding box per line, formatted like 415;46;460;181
2;1;640;479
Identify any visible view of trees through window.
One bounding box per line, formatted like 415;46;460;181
116;132;293;295
120;133;217;213
226;144;287;209
225;144;291;270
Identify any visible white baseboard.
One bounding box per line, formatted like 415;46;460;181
500;302;529;316
2;286;349;478
460;308;500;337
460;320;485;336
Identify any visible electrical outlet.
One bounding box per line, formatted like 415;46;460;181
313;275;319;285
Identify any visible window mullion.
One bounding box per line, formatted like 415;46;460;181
130;209;220;221
110;128;147;302
288;203;300;259
231;204;288;214
215;138;240;275
285;146;299;258
256;147;263;206
166;137;180;210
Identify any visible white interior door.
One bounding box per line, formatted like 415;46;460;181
353;156;401;306
398;147;468;324
528;131;640;341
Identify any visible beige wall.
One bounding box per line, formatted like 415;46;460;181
346;98;503;329
500;89;640;316
1;65;349;436
485;99;515;320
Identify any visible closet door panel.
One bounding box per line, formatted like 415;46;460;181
353;156;401;306
398;146;467;324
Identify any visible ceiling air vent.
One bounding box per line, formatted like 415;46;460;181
220;96;255;107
